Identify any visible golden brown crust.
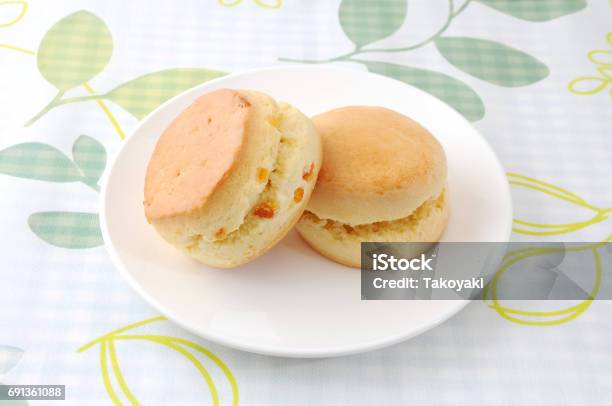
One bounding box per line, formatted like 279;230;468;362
145;94;322;268
144;89;251;221
308;106;447;225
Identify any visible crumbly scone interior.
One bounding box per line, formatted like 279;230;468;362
300;190;447;241
184;102;318;259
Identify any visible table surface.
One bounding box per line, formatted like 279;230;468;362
0;1;611;405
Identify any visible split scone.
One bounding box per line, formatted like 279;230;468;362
296;106;448;268
144;89;322;268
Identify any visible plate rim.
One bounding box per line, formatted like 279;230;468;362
100;64;513;358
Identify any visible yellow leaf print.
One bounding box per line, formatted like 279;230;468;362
568;32;612;97
79;316;239;406
218;0;281;9
484;236;611;326
0;0;27;28
508;172;611;236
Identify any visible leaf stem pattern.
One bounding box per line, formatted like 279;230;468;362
24;90;64;126
0;42;33;54
83;83;126;140
24;89;127;141
0;10;126;139
279;0;562;121
278;0;469;64
0;42;126;139
79;316;239;406
25;95;99;128
22;67;226;132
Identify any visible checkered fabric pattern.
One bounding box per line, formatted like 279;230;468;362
27;211;103;249
434;37;549;87
105;68;227;119
37;11;113;91
365;61;485;121
477;0;588;22
0;0;610;405
0;143;81;182
71;135;106;184
338;0;407;47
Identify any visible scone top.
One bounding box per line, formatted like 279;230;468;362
144;89;251;222
307;106;447;225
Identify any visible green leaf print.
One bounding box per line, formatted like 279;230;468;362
365;61;485;121
28;212;103;249
435;37;549;87
104;68;227;120
37;10;113;91
339;0;407;48
72;135;106;186
476;0;587;22
0;143;81;182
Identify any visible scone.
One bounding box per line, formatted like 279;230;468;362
144;89;321;268
295;106;448;268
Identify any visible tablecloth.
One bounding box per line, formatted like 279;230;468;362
0;0;611;404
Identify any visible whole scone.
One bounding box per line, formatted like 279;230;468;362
296;106;448;268
144;89;322;268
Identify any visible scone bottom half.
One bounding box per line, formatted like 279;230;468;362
295;106;449;269
143;89;322;268
296;190;449;268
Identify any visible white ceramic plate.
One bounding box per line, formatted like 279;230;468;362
101;66;512;358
